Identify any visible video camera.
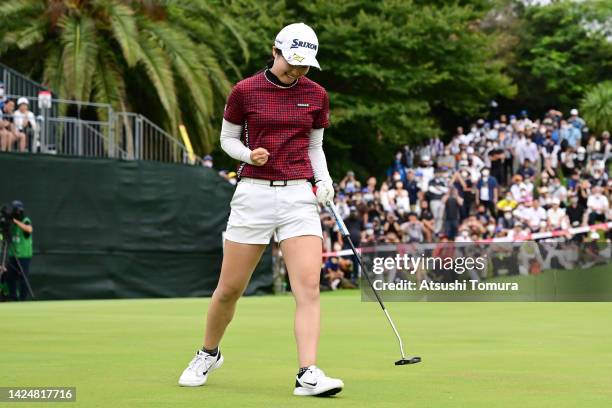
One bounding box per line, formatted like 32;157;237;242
0;204;14;238
0;201;23;238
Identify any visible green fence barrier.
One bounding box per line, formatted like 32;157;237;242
0;153;272;299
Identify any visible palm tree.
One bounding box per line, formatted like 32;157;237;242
580;81;612;134
0;0;247;153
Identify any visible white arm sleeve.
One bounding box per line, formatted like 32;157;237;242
220;119;254;164
308;128;332;183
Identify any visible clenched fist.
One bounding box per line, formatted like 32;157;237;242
250;148;270;166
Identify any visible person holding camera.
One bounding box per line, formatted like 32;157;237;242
5;200;33;301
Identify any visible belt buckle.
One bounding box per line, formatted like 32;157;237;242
270;180;288;187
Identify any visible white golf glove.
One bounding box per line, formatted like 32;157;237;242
315;179;335;205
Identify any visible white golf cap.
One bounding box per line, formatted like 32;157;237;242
274;23;321;69
570;108;578;115
17;97;29;106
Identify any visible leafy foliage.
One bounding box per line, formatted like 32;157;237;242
0;0;242;152
208;0;515;177
580;81;612;134
496;0;612;115
0;0;608;177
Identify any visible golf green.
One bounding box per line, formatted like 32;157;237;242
2;291;611;407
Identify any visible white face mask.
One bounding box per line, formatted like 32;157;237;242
504;212;512;220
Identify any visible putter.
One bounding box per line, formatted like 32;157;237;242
327;200;421;366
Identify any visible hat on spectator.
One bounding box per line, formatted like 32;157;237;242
570;108;578;116
203;155;213;161
11;200;24;210
17;97;29;106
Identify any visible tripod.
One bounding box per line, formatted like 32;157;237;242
0;237;35;300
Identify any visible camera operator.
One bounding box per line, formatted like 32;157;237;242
5;200;33;301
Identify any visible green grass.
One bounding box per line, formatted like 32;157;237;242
1;292;612;407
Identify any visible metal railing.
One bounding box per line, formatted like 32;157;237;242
1;62;202;165
3;94;201;165
42;117;128;159
0;62;51;99
115;112;199;164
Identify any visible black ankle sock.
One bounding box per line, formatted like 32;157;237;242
297;367;309;377
202;346;218;356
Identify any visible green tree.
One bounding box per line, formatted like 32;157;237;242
296;1;515;177
498;0;612;115
0;0;246;153
580;81;612;134
209;0;515;177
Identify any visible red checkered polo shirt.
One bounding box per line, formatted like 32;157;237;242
223;70;330;180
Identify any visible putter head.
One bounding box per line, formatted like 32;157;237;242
395;356;422;365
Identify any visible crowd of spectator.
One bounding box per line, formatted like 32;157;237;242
320;108;611;255
0;83;38;153
206;108;610;290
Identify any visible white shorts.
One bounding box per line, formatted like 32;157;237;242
224;178;323;245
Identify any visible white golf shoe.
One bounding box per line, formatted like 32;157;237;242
293;365;344;396
178;349;224;387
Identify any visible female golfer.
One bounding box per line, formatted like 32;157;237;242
178;23;343;397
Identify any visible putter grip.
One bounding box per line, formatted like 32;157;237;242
327;201;349;236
